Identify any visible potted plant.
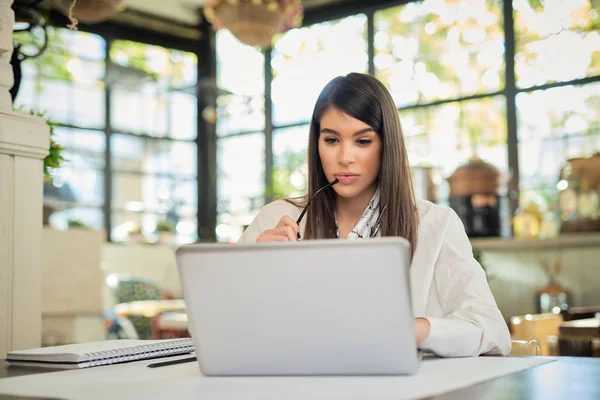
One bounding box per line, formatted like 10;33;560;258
156;219;175;245
67;218;89;230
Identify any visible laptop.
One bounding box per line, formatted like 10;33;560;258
175;237;419;376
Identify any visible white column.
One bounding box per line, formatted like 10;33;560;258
0;0;50;358
0;0;15;112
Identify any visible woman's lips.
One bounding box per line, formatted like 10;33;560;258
334;174;359;184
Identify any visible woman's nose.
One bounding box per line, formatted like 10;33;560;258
338;143;355;165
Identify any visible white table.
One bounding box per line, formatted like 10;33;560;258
0;355;573;400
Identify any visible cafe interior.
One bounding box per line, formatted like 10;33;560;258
2;0;600;361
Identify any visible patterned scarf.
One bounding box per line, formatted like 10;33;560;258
335;187;386;239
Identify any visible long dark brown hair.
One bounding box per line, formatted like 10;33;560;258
298;72;418;258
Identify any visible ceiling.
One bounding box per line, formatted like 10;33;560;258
122;0;349;26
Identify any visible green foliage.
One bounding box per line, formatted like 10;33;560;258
375;1;505;149
109;41;195;85
13;27;76;83
156;219;175;233
527;0;545;12
67;219;89;229
109;40;160;81
20;110;65;178
267;149;308;200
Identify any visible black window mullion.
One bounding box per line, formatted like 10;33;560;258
367;10;375;76
264;47;274;204
104;37;114;241
503;0;519;221
196;17;218;242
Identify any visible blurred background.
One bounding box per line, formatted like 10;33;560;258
5;0;600;356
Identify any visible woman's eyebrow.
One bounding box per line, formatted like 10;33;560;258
320;127;375;136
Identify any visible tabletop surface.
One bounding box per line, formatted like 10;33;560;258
1;356;599;400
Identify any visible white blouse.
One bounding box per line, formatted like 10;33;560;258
237;199;511;357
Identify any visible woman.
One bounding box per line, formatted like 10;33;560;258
237;73;511;358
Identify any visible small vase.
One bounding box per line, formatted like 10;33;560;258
158;232;172;245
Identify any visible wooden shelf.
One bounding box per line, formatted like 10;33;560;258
470;232;600;251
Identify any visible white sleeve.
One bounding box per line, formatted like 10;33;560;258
236;211;266;244
419;210;511;357
236;200;297;244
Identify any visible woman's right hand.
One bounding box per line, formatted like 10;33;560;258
256;216;301;243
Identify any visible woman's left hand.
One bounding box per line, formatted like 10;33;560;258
415;318;431;344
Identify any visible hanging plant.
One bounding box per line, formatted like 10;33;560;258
57;0;125;29
203;0;303;48
23;110;65;179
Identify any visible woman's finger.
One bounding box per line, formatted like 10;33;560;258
267;226;296;242
256;232;289;243
275;216;300;238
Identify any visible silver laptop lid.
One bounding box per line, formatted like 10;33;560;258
176;237;419;376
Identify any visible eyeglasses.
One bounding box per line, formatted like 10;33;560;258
296;179;339;226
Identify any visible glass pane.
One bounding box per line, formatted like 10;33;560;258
110;86;168;136
72;84;105;128
375;1;504;107
13;27;106;129
111;134;197;177
48;207;104;231
400;96;508;203
215;30;265;136
67;58;106;83
53;127;106;169
169;51;198;90
110;40;197;90
516;83;600;142
12;74;37;109
271;14;368;126
217;133;265;241
14;27;106;82
37;80;71;123
514;0;600;87
169;92;197;140
112;174;197;212
111;212;198;245
19;79;106;129
45;166;104;206
60;29;106;61
216;30;265;96
517;83;600;208
272;125;309;199
216;94;265;136
109;41;198;136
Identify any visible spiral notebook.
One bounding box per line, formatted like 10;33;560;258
6;338;195;369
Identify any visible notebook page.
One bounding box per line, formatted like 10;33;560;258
7;339;192;363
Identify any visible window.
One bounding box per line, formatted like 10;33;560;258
373;0;507;208
214;0;600;241
374;1;504;106
215;15;368;242
514;0;600;211
271;15;368;126
214;30;266;242
400;96;508;204
14;28;107;230
272;125;310;200
517;83;600;208
14;28;199;244
109;40;198;244
514;0;600;88
217;133;266;242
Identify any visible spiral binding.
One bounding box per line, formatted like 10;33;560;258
80;338;194;367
